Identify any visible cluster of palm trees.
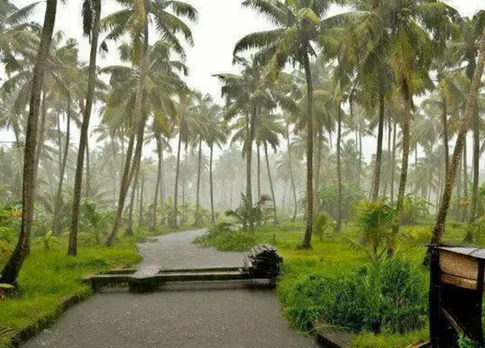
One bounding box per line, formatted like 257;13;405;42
1;0;485;286
226;0;485;249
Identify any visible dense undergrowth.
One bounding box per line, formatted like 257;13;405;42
194;219;473;347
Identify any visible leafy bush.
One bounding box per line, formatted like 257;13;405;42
314;213;334;241
35;230;60;250
193;222;256;252
280;258;427;335
225;194;272;230
318;183;365;221
348;199;395;260
401;195;431;225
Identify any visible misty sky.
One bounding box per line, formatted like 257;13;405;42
12;0;483;100
5;0;485;163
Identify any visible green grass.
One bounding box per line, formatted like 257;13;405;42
194;218;472;347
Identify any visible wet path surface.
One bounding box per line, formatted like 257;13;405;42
24;230;317;348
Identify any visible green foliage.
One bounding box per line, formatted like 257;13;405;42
401;195;431;225
314;213;334;241
280;258;427;335
35;230;60;250
348;199;395;260
318;183;365;221
225;194;272;230
79;200;112;245
193;222;256;252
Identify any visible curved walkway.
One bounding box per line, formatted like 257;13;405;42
24;230;317;348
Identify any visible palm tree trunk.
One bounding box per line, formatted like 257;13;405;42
172;130;183;228
315;129;323;213
462;138;468;222
34;90;47;173
126;116;146;235
390;119;397;203
111;136;117;206
209;143;215;224
442;99;449;176
456;152;462;221
383;119;392;196
390;85;413;255
372;86;385;201
1;0;57;285
246;105;258;233
12;123;23;197
264;143;278;225
470;106;480;223
139;173;145;228
301;50;314;249
67;1;101;256
53;97;71;235
336;105;343;232
85;139;90;197
152;136;162;231
181;146;187;225
257;144;261;200
159;147;165;226
359;126;363;189
127;160;140;235
194;138;202;227
106;16;148;246
287;124;297;222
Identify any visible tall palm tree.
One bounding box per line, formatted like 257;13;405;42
257;112;285;224
104;0;196;245
172;88;196;228
0;0;57;285
429;25;485;257
205;110;226;224
215;55;275;233
235;0;343;247
68;0;101;255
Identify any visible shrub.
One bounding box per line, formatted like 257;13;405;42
401;195;431;225
193;222;256;252
225;194;273;230
281;258;427;335
314;213;334;241
318;183;365;221
348;199;395;260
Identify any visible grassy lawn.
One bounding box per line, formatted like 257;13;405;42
195;219;470;347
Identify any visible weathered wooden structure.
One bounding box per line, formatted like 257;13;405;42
84;244;283;293
429;245;485;347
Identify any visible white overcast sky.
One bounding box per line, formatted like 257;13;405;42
12;0;483;101
5;0;485;164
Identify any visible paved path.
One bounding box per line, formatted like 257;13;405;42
24;230;317;348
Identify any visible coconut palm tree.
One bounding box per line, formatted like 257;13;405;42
0;0;58;285
103;0;196;246
202;101;225;224
215;55;275;233
68;0;101;255
235;0;349;247
428;25;485;259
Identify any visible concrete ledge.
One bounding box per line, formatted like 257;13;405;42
313;321;352;348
